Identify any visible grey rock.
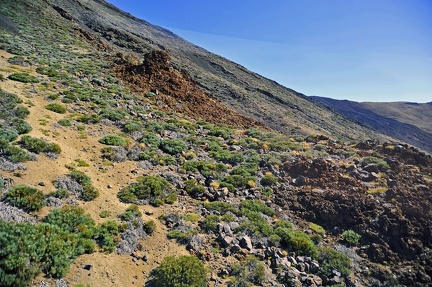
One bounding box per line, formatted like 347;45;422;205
239;236;253;251
186;234;204;252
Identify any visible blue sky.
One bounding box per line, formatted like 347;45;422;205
107;0;432;103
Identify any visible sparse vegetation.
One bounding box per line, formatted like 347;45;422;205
117;175;177;206
159;139;188;155
3;184;45;211
8;72;39;83
153;255;207;287
342;229;361;246
99;134;127;146
45;103;67;114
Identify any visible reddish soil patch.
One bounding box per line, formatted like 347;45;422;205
113;50;267;129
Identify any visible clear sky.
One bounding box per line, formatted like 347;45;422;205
107;0;432;103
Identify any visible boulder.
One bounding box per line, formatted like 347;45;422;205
239;235;253;251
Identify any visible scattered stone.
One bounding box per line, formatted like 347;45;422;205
83;264;92;270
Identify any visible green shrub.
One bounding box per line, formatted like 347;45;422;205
320;247;351;277
237;209;274;236
159;139;187;155
11;118;32;134
0;221;84;286
118;175;177;206
49;188;70;199
143;220;157;234
36;66;59;77
230;255;265;286
8;72;39;83
14;106;29;118
204;201;237;214
57;119;71;126
154;255;207;287
118;204;142;222
240;200;275;216
183;160;226;177
1;143;31;163
0;128;18;142
210;150;244;165
140;132;160;148
99;134;126;146
18;135;61;154
99;209;111;218
201;214;221;233
261;172;278;186
363;156;390;171
45;103;67;114
184;179;206;197
75;114;100;124
68;170;99;201
309;223;325;236
341;230;361;246
275;228;319;259
224;175;256;189
3;185;45;211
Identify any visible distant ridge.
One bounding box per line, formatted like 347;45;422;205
311;96;432;153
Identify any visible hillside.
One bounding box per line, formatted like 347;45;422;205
311;96;432;153
0;1;431;287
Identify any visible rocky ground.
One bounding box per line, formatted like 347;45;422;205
0;1;431;287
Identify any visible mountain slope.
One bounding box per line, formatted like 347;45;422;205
36;0;393;143
0;1;431;287
311;96;432;153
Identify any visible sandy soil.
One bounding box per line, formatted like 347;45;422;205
1;49;190;287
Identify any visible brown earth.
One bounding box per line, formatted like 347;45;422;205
113;50;267;129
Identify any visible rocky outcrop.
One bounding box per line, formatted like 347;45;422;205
113;50;267;129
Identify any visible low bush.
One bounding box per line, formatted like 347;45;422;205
117;175;177;206
201;214;221;233
184;179;206;198
68;169;99;201
45;103;67;114
140;132;160;148
57;119;71;126
14;106;29;118
10;118;32;134
3;184;45;211
210;150;244;165
0;221;84;286
118;204;142;222
18;135;61;155
224;175;256;189
261;172;278;186
99;210;111;218
143;220;157;234
8;72;39;83
159;139;187;155
240;200;275;217
154;255;207;287
363;156;390;171
99;134;126;146
341;230;361;246
204;201;237;214
320;247;351;277
0;128;18;142
183;160;226;177
275;228;319;259
230;255;266;286
36;66;59;77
